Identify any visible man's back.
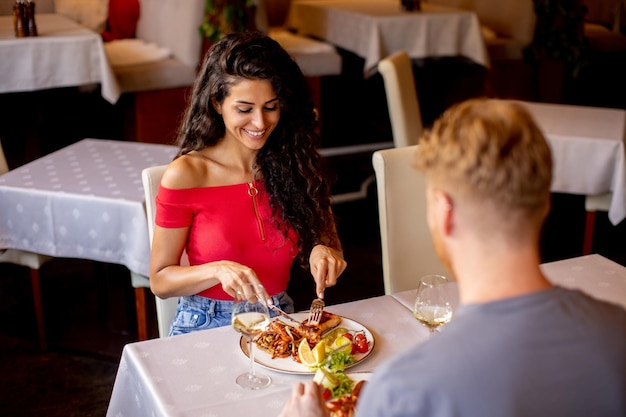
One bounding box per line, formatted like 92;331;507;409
357;287;626;417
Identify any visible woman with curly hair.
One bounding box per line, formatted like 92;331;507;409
149;31;347;335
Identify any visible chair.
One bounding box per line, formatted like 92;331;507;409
106;0;206;144
141;165;179;338
377;51;424;148
372;146;448;295
0;141;53;350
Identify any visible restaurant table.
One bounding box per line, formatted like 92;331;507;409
286;0;490;76
392;254;626;312
516;101;626;226
106;253;626;417
0;138;176;277
106;293;430;417
0;13;121;103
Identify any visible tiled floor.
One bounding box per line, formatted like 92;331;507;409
1;51;625;416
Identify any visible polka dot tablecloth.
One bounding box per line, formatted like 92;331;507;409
106;255;626;416
392;254;626;312
0;139;177;276
540;254;626;310
106;294;430;417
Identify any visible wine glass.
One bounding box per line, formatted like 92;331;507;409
413;274;453;335
232;283;272;389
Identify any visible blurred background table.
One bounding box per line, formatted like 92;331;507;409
0;13;120;103
0;139;175;276
517;101;626;226
287;0;489;76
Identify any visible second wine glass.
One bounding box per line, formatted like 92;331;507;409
413;274;453;335
232;283;271;389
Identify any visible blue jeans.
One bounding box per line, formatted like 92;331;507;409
169;291;295;336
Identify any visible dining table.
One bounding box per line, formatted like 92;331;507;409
515;101;626;226
0;138;176;277
0;13;121;103
0;138;177;339
286;0;490;76
106;253;626;417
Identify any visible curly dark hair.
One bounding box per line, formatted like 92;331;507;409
175;31;339;266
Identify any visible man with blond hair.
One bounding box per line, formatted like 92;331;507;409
279;99;626;417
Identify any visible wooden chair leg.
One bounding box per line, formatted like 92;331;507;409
135;287;148;341
583;210;596;255
29;268;47;351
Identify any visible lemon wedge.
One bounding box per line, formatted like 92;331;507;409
330;335;353;354
313;368;339;390
322;327;349;345
298;339;326;368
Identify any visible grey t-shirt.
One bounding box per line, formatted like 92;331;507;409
357;287;626;417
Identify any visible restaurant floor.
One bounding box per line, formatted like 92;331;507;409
1;53;625;417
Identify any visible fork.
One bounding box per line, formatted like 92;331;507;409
308;297;325;325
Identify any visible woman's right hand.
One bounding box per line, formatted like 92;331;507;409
150;223;265;299
212;260;264;299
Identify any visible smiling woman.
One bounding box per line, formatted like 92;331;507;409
212;79;281;151
148;31;347;337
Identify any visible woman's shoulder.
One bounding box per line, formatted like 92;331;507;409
161;152;212;189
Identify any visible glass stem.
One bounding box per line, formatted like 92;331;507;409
248;336;256;378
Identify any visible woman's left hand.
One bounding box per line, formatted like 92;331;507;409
309;245;347;298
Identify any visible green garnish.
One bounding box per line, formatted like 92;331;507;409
326;350;355;372
330;373;354;398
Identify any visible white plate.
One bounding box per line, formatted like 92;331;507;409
239;313;375;375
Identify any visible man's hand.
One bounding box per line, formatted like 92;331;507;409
279;381;330;417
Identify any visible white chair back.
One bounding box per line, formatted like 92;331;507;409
372;146;448;294
136;0;206;69
141;165;179;338
377;51;423;148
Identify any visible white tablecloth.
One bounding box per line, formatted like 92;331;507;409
516;101;626;225
107;254;626;417
287;0;489;76
540;254;626;310
392;254;626;311
106;294;430;417
0;139;177;276
0;13;121;103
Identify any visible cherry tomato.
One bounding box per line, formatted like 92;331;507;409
323;388;331;401
354;333;368;353
342;333;353;341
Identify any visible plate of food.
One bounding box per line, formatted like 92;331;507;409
239;311;375;375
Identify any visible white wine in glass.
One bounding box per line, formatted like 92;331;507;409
413;274;453;334
232;283;271;389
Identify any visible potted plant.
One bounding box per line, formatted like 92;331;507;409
199;0;256;46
